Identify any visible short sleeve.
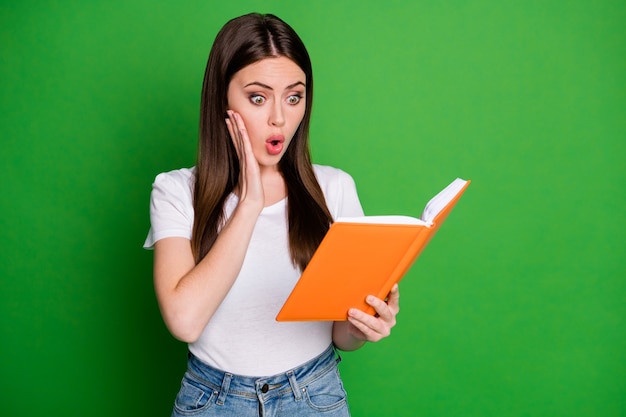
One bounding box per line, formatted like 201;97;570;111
143;168;195;249
314;165;365;219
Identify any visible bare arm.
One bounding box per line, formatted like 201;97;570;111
153;201;261;342
153;111;263;342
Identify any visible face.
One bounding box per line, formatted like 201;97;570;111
227;56;307;170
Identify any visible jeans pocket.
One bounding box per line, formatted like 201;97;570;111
303;367;348;412
173;374;217;415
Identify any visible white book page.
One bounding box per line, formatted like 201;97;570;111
335;215;428;226
336;178;467;227
420;178;468;223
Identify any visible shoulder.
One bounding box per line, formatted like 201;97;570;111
312;164;363;218
153;167;195;189
152;167;195;198
145;167;196;248
313;164;356;188
149;166;196;211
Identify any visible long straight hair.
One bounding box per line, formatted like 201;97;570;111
192;13;333;270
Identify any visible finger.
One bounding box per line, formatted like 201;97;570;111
232;112;258;180
225;111;242;159
347;315;380;342
229;111;254;167
346;320;367;340
365;294;394;324
386;284;400;314
226;111;252;199
227;111;265;205
231;112;254;159
347;308;389;341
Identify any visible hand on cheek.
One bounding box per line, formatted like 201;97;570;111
225;110;264;207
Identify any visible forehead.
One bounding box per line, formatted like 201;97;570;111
231;57;305;86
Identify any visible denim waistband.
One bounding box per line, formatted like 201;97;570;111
185;344;341;404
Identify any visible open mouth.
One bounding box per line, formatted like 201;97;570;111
266;135;285;155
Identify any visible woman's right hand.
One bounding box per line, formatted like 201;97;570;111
153;111;265;343
225;110;264;209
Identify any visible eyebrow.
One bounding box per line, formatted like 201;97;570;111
243;81;306;90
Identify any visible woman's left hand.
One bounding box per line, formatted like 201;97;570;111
346;284;400;342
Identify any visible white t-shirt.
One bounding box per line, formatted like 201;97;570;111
144;164;364;376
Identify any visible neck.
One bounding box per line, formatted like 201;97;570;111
261;169;287;206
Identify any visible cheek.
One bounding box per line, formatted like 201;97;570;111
290;109;306;134
238;112;258;131
236;113;264;145
288;105;306;126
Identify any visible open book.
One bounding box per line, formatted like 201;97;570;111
276;178;470;321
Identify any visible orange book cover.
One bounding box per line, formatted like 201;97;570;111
276;178;470;321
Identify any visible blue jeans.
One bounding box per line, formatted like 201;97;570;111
171;345;351;416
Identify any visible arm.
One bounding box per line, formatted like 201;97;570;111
154;202;260;342
326;170;400;350
332;284;400;351
153;111;263;343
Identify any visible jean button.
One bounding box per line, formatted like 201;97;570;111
261;383;269;393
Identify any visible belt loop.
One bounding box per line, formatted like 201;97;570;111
216;372;232;405
287;370;302;401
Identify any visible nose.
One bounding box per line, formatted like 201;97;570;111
269;101;285;127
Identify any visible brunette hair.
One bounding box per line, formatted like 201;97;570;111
191;13;333;270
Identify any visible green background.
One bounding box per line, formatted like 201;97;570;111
1;1;624;416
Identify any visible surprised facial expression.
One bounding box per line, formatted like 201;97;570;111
226;56;307;170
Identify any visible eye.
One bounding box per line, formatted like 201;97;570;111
286;94;302;105
249;94;266;105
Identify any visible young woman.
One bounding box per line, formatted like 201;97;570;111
144;13;400;417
